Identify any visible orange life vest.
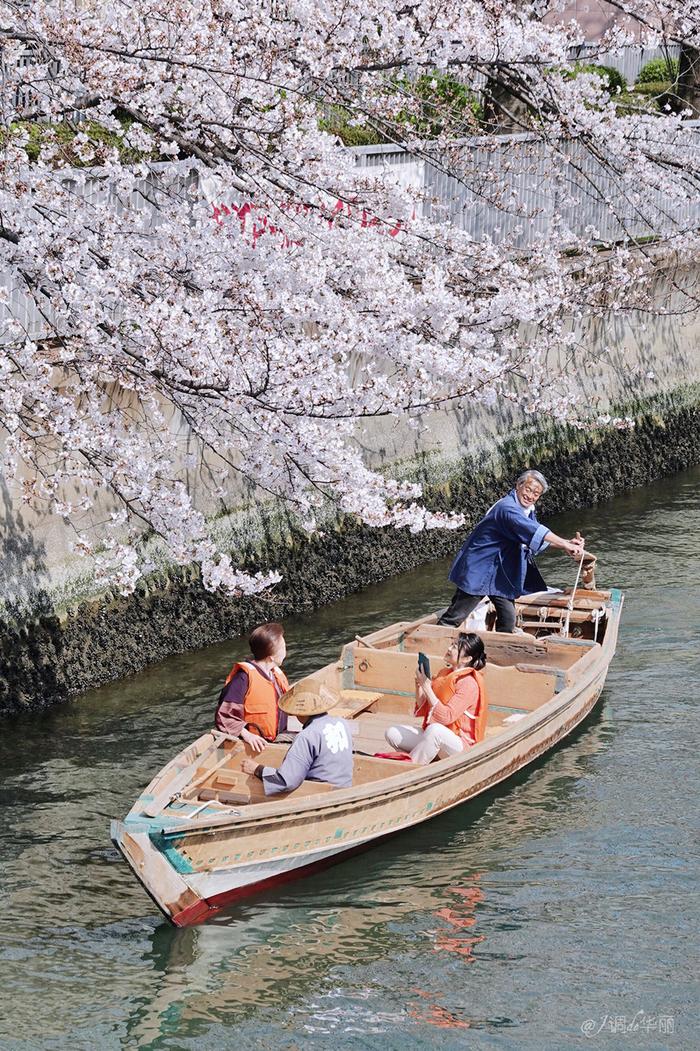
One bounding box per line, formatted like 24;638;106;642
224;661;289;741
417;666;488;746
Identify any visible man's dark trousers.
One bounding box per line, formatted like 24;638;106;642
437;589;516;633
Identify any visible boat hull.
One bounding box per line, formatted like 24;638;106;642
174;837;391;925
112;640;615;925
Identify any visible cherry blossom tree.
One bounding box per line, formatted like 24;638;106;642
0;0;698;594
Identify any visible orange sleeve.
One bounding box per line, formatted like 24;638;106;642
430;676;479;727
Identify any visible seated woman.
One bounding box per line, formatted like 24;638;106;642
384;632;488;765
215;622;290;754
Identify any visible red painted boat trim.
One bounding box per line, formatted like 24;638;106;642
171;834;393;927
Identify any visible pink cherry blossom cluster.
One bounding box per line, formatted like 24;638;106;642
0;1;697;595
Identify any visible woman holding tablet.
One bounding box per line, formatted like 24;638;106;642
384;632;488;765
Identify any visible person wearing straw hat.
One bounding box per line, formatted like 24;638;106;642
241;682;353;795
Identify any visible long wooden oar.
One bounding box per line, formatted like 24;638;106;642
562;546;591;637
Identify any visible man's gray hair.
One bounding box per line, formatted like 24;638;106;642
516;469;549;493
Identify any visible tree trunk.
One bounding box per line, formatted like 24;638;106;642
677;45;700;119
482;74;531;134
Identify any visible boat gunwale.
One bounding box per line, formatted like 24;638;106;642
151;665;606;838
183;665;610;879
141;596;622;838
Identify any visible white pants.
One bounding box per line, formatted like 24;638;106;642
384;723;464;765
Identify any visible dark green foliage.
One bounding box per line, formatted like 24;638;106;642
633;79;673;96
613;91;658;115
393;71;482;138
631;80;683;114
0;118;151;165
318;106;387;146
636;57;680;85
319;71;481;145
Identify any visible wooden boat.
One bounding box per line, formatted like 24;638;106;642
111;582;623;926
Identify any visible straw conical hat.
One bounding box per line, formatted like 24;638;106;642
278;682;341;716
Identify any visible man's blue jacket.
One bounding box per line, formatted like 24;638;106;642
448;489;550;600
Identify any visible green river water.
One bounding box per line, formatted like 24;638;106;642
1;466;699;1050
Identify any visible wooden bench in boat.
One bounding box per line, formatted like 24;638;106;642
191;739;412;803
334;688;385;719
516;589;611;609
514;590;610;638
349;647;560;710
400;625;591;671
349;700;528;754
352;753;420;779
193;743;339;805
351;711;422;754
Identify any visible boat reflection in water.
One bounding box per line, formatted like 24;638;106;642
125;707;612;1045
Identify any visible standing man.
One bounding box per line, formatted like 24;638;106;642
241;682;353;794
438;470;584;632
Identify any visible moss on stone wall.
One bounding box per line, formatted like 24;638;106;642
1;391;699;715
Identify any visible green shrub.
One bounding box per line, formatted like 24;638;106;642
570;63;627;95
636;57;679;85
320;72;481;144
319;107;387;146
1;118;150;165
614;90;666;116
402;71;482;137
630;80;684;114
633;79;673;96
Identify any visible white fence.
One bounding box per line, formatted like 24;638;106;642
354;124;700;249
2;125;699;345
568;44;681;86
